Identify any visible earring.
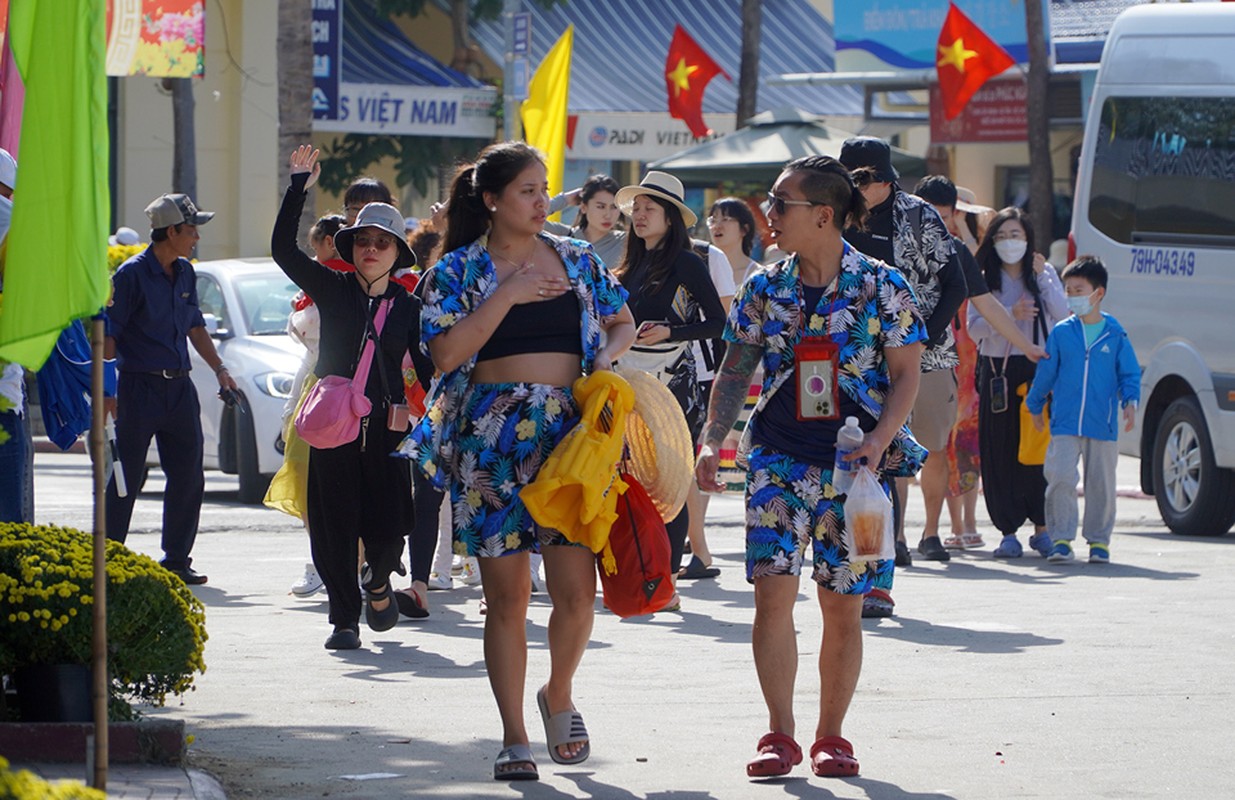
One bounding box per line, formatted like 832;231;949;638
489;206;497;212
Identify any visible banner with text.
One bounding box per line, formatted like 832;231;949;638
313;83;497;138
567;112;736;162
929;80;1027;143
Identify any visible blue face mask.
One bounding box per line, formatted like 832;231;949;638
1067;291;1095;317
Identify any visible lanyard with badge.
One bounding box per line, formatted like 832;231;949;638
794;275;842;421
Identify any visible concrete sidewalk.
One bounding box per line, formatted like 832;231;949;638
18;451;1235;798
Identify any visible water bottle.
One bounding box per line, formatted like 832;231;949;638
832;417;864;495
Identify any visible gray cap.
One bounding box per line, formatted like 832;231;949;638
145;193;215;228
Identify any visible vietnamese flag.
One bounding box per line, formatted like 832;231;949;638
935;1;1016;120
664;24;729;139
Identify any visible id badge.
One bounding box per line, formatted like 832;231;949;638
990;375;1009;414
794;337;840;421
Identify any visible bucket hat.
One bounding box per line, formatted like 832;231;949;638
954;186;993;215
615;171;697;227
839;136;898;184
614;365;694;522
333;202;417;270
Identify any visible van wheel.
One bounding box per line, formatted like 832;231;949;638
1152;396;1235;536
235;397;270;505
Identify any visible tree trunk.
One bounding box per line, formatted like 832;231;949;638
736;0;762;126
278;0;315;239
449;0;477;75
1024;0;1053;255
169;78;196;202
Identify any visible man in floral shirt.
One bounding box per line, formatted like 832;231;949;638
697;156;925;780
840;137;967;602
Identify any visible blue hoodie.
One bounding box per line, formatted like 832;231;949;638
1025;312;1140;442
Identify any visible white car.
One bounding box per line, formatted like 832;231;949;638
189;258;303;503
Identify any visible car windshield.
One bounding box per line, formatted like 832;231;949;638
233;274;299;335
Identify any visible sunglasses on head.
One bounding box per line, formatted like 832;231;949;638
354;234;396;251
850;170;876;187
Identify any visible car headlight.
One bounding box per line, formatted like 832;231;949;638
255;371;296;399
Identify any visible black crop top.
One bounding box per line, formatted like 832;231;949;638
476;291;583;362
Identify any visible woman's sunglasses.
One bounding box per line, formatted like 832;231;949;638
354;234;396;251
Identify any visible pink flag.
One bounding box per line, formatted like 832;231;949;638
0;30;23;155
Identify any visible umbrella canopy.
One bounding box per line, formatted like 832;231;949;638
649;108;927;187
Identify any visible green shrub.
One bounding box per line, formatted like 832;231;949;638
0;523;207;719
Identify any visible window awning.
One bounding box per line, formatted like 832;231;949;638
463;0;867;118
313;0;497;138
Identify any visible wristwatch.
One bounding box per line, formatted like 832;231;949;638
214;363;229;375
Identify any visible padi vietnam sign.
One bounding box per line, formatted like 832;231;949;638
567;112;736;161
314;84;498;139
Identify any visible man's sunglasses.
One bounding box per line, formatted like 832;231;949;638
765;193;823;215
354;234;397;251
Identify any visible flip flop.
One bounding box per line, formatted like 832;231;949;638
810;735;860;777
678;554;721;580
536;685;590;765
493;743;538;781
861;589;894;619
747;731;802;778
394;587;429;619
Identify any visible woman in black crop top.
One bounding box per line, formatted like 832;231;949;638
272;145;434;652
408;142;635;779
612;172;725;598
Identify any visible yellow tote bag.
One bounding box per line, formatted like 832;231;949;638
1017;383;1050;466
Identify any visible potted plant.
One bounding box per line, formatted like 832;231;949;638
0;523;207;721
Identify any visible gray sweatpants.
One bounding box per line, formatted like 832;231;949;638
1043;435;1119;546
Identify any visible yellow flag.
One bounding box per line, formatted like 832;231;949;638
520;25;573;205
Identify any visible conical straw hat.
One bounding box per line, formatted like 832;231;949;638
614;365;694;521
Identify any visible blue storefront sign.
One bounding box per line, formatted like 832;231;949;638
834;0;1051;72
312;0;341;120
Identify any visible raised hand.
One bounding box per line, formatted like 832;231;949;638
289;144;321;190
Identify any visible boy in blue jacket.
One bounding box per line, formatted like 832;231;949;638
1026;255;1139;564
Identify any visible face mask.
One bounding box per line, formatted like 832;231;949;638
1067;292;1095;317
994;238;1027;264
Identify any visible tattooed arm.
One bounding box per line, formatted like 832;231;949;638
695;342;763;491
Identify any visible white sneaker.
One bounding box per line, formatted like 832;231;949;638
291;563;325;597
426;572;453;591
450;554;465;575
459;557;482;586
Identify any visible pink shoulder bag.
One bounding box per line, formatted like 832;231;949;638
295;299;390;449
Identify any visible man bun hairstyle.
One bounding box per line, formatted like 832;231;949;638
784;155;867;231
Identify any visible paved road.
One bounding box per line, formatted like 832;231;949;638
27;451;1235;799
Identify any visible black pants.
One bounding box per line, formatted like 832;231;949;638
409;467;444;584
105;373;204;570
977;354;1046;535
307;418;411;630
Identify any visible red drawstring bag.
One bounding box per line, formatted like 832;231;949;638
599;474;674;618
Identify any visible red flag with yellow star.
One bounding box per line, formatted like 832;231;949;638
936;2;1015;120
664;24;729;138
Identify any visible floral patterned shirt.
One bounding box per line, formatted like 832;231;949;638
401;232;628;488
723;242;929;477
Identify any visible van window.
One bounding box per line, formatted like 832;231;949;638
1088;96;1235;247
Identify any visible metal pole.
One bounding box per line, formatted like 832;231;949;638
89;316;109;790
502;0;519;140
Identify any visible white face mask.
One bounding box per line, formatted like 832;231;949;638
994;238;1027;265
1067;292;1096;317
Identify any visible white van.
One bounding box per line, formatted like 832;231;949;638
1071;3;1235;536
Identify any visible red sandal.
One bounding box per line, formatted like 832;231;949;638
810;735;860;777
746;732;802;778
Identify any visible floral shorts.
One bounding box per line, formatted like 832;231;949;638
450;382;585;558
744;446;893;595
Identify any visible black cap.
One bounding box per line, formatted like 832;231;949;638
839;136;898;183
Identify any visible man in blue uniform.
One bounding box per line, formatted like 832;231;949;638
104;193;236;585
